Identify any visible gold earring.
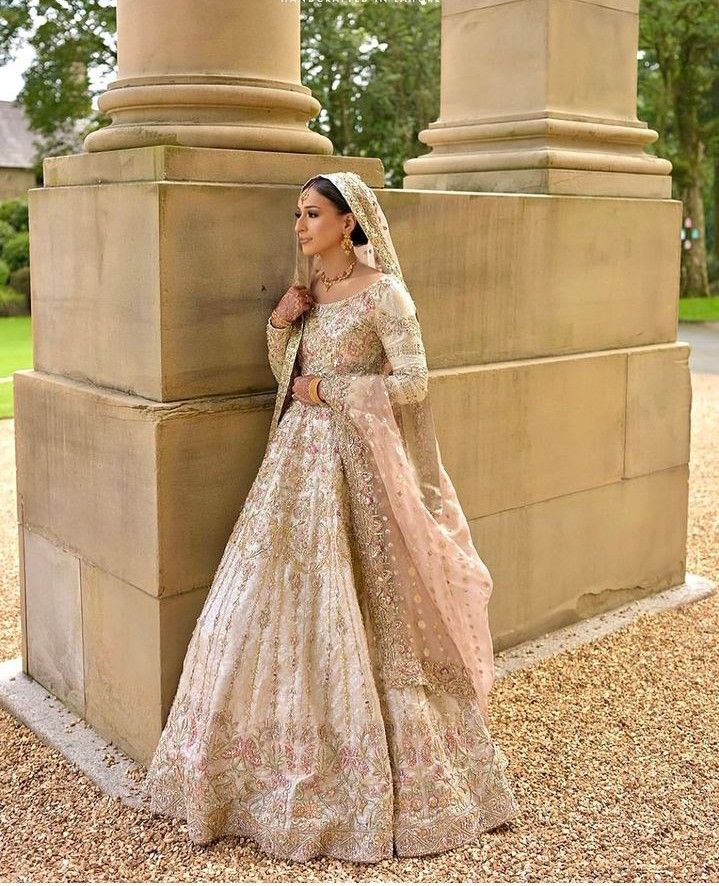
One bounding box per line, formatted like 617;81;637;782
342;231;353;254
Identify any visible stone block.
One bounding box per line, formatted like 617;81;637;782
381;189;681;369
432;349;626;521
28;179;681;403
440;0;639;122
14;370;272;598
82;563;208;764
477;464;689;651
43;145;385;188
22;527;85;716
625;344;692;478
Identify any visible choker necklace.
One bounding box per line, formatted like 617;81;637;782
319;257;358;291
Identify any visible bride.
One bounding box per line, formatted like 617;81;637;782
140;171;520;862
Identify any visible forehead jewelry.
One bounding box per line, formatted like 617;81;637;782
298;188;310;206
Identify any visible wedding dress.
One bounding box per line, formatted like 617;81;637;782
139;173;520;863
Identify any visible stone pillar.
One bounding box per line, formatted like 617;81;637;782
84;0;331;154
14;0;380;766
403;0;672;197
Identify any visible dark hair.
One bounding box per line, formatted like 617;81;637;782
300;176;369;246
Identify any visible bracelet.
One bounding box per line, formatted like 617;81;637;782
307;376;324;405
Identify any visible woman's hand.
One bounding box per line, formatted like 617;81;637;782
291;374;326;405
292;363;392;404
271;282;314;326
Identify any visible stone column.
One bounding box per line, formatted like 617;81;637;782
84;0;331;154
403;0;672;197
14;0;380;765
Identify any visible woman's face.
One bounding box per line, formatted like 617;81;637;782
294;187;354;257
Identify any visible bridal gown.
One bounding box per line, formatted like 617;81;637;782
140;273;520;863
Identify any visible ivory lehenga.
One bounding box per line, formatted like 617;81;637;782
139;172;520;863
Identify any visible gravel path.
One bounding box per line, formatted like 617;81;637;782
0;374;717;882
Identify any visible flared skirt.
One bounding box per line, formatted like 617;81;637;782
139;398;520;862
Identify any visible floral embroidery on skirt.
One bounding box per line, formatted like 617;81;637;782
140;297;520;862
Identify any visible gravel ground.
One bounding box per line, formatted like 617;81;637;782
0;374;717;883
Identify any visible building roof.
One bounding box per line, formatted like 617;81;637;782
0;100;36;169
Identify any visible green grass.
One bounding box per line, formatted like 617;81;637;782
0;314;33;420
678;295;719;322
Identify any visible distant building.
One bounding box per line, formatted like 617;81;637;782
0;100;37;200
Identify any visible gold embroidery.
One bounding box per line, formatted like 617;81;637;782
266;317;293;384
140;275;519;861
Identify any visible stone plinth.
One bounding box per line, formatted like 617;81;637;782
403;0;672;196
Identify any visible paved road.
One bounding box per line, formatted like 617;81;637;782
678;321;719;374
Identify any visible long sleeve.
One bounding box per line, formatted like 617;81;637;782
319;279;428;415
266;316;293;384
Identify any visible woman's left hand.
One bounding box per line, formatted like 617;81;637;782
292;364;392;404
291;374;324;404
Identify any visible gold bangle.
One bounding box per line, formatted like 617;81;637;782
307;376;320;404
308;376;323;405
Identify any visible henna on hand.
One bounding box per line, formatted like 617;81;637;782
272;282;314;325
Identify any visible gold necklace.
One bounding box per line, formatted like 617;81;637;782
319;257;358;291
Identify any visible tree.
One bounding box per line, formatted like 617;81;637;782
0;0;116;166
704;53;719;274
300;1;440;187
639;0;719;296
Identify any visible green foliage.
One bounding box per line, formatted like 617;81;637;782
2;2;441;186
0;198;29;231
9;265;31;298
0;200;30;282
0;284;28;316
639;0;719;291
301;1;441;187
2;231;30;271
639;0;719;189
0;1;116;160
0;221;16;254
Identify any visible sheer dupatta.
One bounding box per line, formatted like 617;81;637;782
269;172;496;723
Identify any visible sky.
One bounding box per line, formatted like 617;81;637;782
0;44;34;102
0;43;112;104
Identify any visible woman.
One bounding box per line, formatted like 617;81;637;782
140;171;520;863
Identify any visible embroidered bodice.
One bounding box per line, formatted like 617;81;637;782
266;273;429;411
299;282;387;378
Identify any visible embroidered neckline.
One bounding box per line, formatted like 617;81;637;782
312;274;388;309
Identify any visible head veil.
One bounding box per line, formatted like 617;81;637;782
272;171;497;722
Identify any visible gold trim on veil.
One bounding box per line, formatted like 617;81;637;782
268;172;497;723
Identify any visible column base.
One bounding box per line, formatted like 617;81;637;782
43;144;384;188
404;168;672;199
84;76;333;155
403;115;673;197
